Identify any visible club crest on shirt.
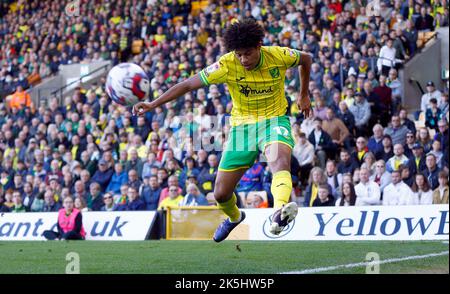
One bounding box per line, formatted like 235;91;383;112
269;67;280;79
205;62;220;77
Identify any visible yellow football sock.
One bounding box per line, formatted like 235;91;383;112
271;170;293;209
217;193;241;222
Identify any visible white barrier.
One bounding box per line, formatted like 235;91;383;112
228;205;449;241
0;211;156;241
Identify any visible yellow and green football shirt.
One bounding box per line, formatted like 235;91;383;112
199;46;301;126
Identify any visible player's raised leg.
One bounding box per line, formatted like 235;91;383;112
212;169;247;242
265;142;298;235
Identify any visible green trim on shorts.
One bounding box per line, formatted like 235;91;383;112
218;115;294;171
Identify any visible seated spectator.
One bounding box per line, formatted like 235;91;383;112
106;163;128;195
417;127;433;154
386;144;409;172
337;149;359;175
408;143;427;175
429;140;444;169
293;131;315;186
403;130;416;158
355;167;381;206
375;135;394;162
125;187;146;211
383;170;416;205
158;175;183;205
335;182;357;207
312;184;335;207
308;118;335;168
425;98;443;131
322;107;351;150
87;182;103;211
352;137;369;165
432;171;449;204
424;153;441;190
313;98;328;121
384;115;410;146
349;92;371;137
370;160;392;192
420;81;442;117
368;124;385;155
21;182;35;212
114;184;129;206
140;175;161;211
237;161;264;193
43;196;86;240
91;159;114;192
303;167;332;207
434;119;449;152
399;164;414;186
11;191;26;213
178;157;200;189
361;152;377;176
399;108;416;134
337;101;356;136
74;197;89;212
30;188;45;212
127;169;142;192
411;174;433;205
125;149;144;175
43;190;61;212
244;192;269;208
180;183;208;206
198;154;219;194
158;185;183;210
325;160;342;198
101;192;118;211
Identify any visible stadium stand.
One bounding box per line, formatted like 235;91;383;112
0;0;449;214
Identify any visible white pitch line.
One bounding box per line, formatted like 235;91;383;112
280;251;449;274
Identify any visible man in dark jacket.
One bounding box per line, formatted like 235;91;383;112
87;182;104;211
312;184;336;207
424;153;441;190
308;118;336;168
91;159;114;192
43;190;61;212
140;175;161;210
198;154;218;194
337;149;359;175
434;119;449;151
119;187;146;211
408;143;427;176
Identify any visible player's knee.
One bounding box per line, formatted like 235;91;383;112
213;183;231;202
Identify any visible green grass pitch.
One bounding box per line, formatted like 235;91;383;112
0;240;448;274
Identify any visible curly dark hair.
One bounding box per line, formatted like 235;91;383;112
223;18;264;51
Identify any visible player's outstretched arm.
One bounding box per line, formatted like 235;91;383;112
133;74;204;116
297;52;313;118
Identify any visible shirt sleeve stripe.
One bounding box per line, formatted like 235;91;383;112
291;50;301;68
199;70;210;86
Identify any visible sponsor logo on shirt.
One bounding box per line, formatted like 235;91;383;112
239;85;274;97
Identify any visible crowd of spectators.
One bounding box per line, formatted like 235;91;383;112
1;0;449;213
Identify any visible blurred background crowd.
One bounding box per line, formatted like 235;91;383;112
0;0;449;213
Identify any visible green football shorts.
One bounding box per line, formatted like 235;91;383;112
218;115;295;171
